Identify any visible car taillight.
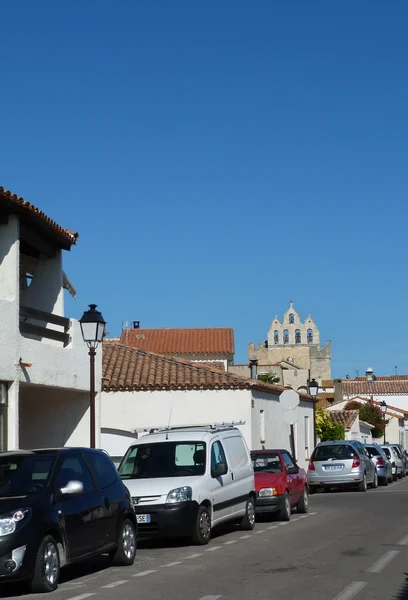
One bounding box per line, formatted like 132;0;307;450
308;459;315;471
352;455;361;468
392;461;396;467
376;457;385;466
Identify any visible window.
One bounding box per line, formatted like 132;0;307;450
223;436;249;470
251;452;282;473
274;330;279;345
312;445;355;461
307;329;313;344
283;329;289;344
282;452;295;470
86;452;118;489
118;442;207;479
58;455;95;493
211;441;227;472
0;454;55;496
289;313;295;324
295;329;301;344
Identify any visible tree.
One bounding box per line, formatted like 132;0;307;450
258;373;280;385
315;408;345;442
344;400;388;439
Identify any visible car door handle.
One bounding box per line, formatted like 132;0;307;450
231;472;234;480
104;497;110;509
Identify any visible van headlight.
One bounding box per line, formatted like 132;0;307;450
258;488;278;497
166;486;192;503
0;509;31;537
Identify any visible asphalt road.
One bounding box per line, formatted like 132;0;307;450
4;477;408;600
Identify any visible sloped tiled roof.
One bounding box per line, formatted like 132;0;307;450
119;327;234;355
102;344;314;401
0;186;78;248
329;410;359;429
344;396;408;418
342;380;408;395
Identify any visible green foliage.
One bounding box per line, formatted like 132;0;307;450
315;408;345;442
258;373;280;385
344;401;388;439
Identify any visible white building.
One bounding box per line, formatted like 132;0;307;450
328;410;374;444
101;344;316;469
0;186;102;450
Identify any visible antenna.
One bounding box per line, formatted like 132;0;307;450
166;407;173;440
395;365;398;376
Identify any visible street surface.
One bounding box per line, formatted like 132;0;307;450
3;478;408;599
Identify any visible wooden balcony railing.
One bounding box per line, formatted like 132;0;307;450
19;305;71;346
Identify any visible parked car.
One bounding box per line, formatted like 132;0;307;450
307;440;377;493
381;445;403;480
385;444;408;476
0;448;137;593
251;449;308;520
118;424;256;545
365;443;393;486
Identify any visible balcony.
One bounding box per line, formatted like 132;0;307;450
19;305;71;346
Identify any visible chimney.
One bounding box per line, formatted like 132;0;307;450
333;379;342;404
249;358;258;379
133;321;140;329
366;367;374;382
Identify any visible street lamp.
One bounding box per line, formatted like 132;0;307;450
80;304;106;448
308;379;319;398
380;400;387;444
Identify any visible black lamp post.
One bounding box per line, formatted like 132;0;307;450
380;400;387;444
80;304;106;448
308;379;319;446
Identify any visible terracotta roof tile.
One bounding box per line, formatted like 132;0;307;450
102;344;314;401
321;380;334;388
119;327;234;355
0;186;78;247
329;410;359;429
342;380;408;395
345;396;408;418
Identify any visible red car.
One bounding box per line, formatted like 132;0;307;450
251;449;308;520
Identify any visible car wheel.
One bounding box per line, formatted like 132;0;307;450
388;473;393;483
31;535;60;593
393;471;398;481
370;471;378;489
398;470;403;479
192;505;211;545
357;474;367;492
111;519;137;566
240;496;256;531
380;476;388;487
297;488;309;513
279;492;291;521
308;485;317;495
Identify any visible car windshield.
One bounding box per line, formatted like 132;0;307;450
382;447;392;459
118;442;206;479
313;445;355;461
0;455;55;496
251;453;282;473
366;446;380;456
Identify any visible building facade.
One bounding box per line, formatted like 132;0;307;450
248;302;331;383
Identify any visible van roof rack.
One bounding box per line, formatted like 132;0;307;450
132;420;246;434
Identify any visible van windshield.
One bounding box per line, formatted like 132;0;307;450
119;442;206;479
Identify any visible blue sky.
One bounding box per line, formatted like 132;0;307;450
1;1;407;378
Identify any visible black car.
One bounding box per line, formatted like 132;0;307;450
0;447;137;593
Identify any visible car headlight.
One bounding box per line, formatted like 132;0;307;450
258;487;278;498
0;509;31;537
166;486;192;504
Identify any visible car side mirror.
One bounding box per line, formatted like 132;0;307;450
60;480;84;496
212;462;228;478
287;466;299;475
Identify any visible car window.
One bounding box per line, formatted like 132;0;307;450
282;452;295;470
118;442;206;479
382;447;391;459
0;455;55;496
251;452;283;473
57;455;95;493
211;441;228;472
392;446;402;458
313;445;355;461
86;452;118;489
356;442;367;455
366;446;380;456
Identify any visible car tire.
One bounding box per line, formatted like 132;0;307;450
111;519;137;566
370;471;378;489
31;535;60;594
398;470;403;479
297;488;309;513
357;474;367;492
240;496;256;531
308;485;317;495
393;471;398;481
279;492;291;521
380;476;388;487
388;473;393;484
192;505;211;545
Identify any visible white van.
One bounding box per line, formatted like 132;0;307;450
118;424;255;544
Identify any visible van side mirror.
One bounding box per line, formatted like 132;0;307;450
212;462;228;478
60;480;84;496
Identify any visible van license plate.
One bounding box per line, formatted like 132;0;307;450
136;514;151;524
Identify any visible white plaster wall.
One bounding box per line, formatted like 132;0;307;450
101;430;139;460
251;390;314;470
101;388;252;449
18;384;100;449
0;217;20;381
172;354;232;369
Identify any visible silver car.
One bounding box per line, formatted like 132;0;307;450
308;440;377;493
381;445;403;480
365;443;393;486
387;444;408;476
